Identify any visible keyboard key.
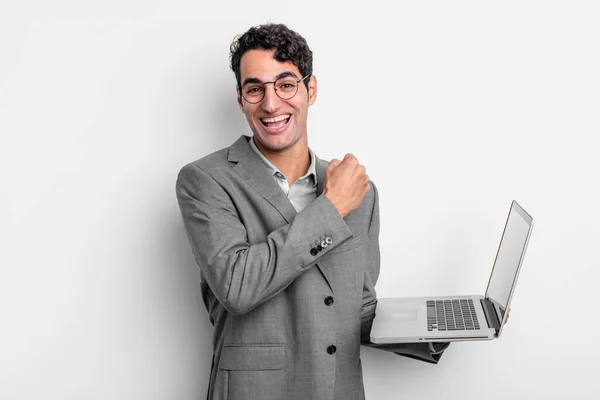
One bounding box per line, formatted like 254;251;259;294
425;298;480;332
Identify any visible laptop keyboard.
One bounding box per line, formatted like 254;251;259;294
427;299;480;331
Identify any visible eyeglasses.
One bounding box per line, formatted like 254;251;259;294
240;75;310;104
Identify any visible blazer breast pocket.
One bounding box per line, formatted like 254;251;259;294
219;344;285;400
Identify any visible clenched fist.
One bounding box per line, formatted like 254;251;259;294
322;153;370;218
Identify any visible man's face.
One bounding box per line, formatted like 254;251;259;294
237;49;317;153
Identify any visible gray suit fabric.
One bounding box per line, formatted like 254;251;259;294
176;135;441;400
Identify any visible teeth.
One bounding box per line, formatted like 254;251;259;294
261;114;290;123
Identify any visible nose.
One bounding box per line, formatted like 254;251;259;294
261;83;281;113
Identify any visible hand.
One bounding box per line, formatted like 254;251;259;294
322;153;370;218
429;342;450;354
505;307;511;324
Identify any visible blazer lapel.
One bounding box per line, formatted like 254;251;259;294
315;157;327;198
228;135;298;223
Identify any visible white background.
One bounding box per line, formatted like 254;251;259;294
1;1;599;399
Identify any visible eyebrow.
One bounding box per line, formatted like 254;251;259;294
241;71;299;86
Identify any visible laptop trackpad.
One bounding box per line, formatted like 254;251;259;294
390;308;418;321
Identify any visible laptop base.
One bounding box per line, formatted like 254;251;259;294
370;296;497;344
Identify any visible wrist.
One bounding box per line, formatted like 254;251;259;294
429;342;450;354
322;192;346;218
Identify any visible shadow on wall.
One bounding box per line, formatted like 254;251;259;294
212;81;250;144
168;84;249;395
167;215;215;393
187;75;250;151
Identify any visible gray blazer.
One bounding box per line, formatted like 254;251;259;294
176;135;443;400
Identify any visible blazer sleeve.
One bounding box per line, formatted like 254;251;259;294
359;182;450;364
176;163;354;316
360;181;380;342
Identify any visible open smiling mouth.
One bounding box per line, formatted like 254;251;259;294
260;114;291;129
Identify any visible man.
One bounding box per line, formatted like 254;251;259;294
176;23;447;400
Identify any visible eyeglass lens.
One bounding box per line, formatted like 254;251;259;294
242;77;301;103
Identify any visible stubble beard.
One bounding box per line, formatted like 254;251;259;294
253;124;305;154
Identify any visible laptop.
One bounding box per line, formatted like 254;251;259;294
370;200;533;344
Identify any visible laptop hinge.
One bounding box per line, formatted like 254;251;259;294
480;298;501;333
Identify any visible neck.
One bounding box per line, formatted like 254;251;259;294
253;137;310;185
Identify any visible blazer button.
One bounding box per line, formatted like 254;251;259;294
325;236;332;245
310;247;318;256
324;296;334;306
327;345;337;355
316;244;323;252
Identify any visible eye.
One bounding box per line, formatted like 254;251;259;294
245;86;264;95
278;82;296;91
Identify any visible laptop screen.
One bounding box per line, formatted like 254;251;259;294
485;201;533;325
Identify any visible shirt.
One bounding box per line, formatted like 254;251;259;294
249;136;318;212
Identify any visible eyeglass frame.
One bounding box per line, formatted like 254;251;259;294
239;74;311;104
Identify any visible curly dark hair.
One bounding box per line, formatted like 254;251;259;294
229;23;313;90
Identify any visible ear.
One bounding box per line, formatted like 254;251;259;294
308;74;318;106
236;85;244;111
